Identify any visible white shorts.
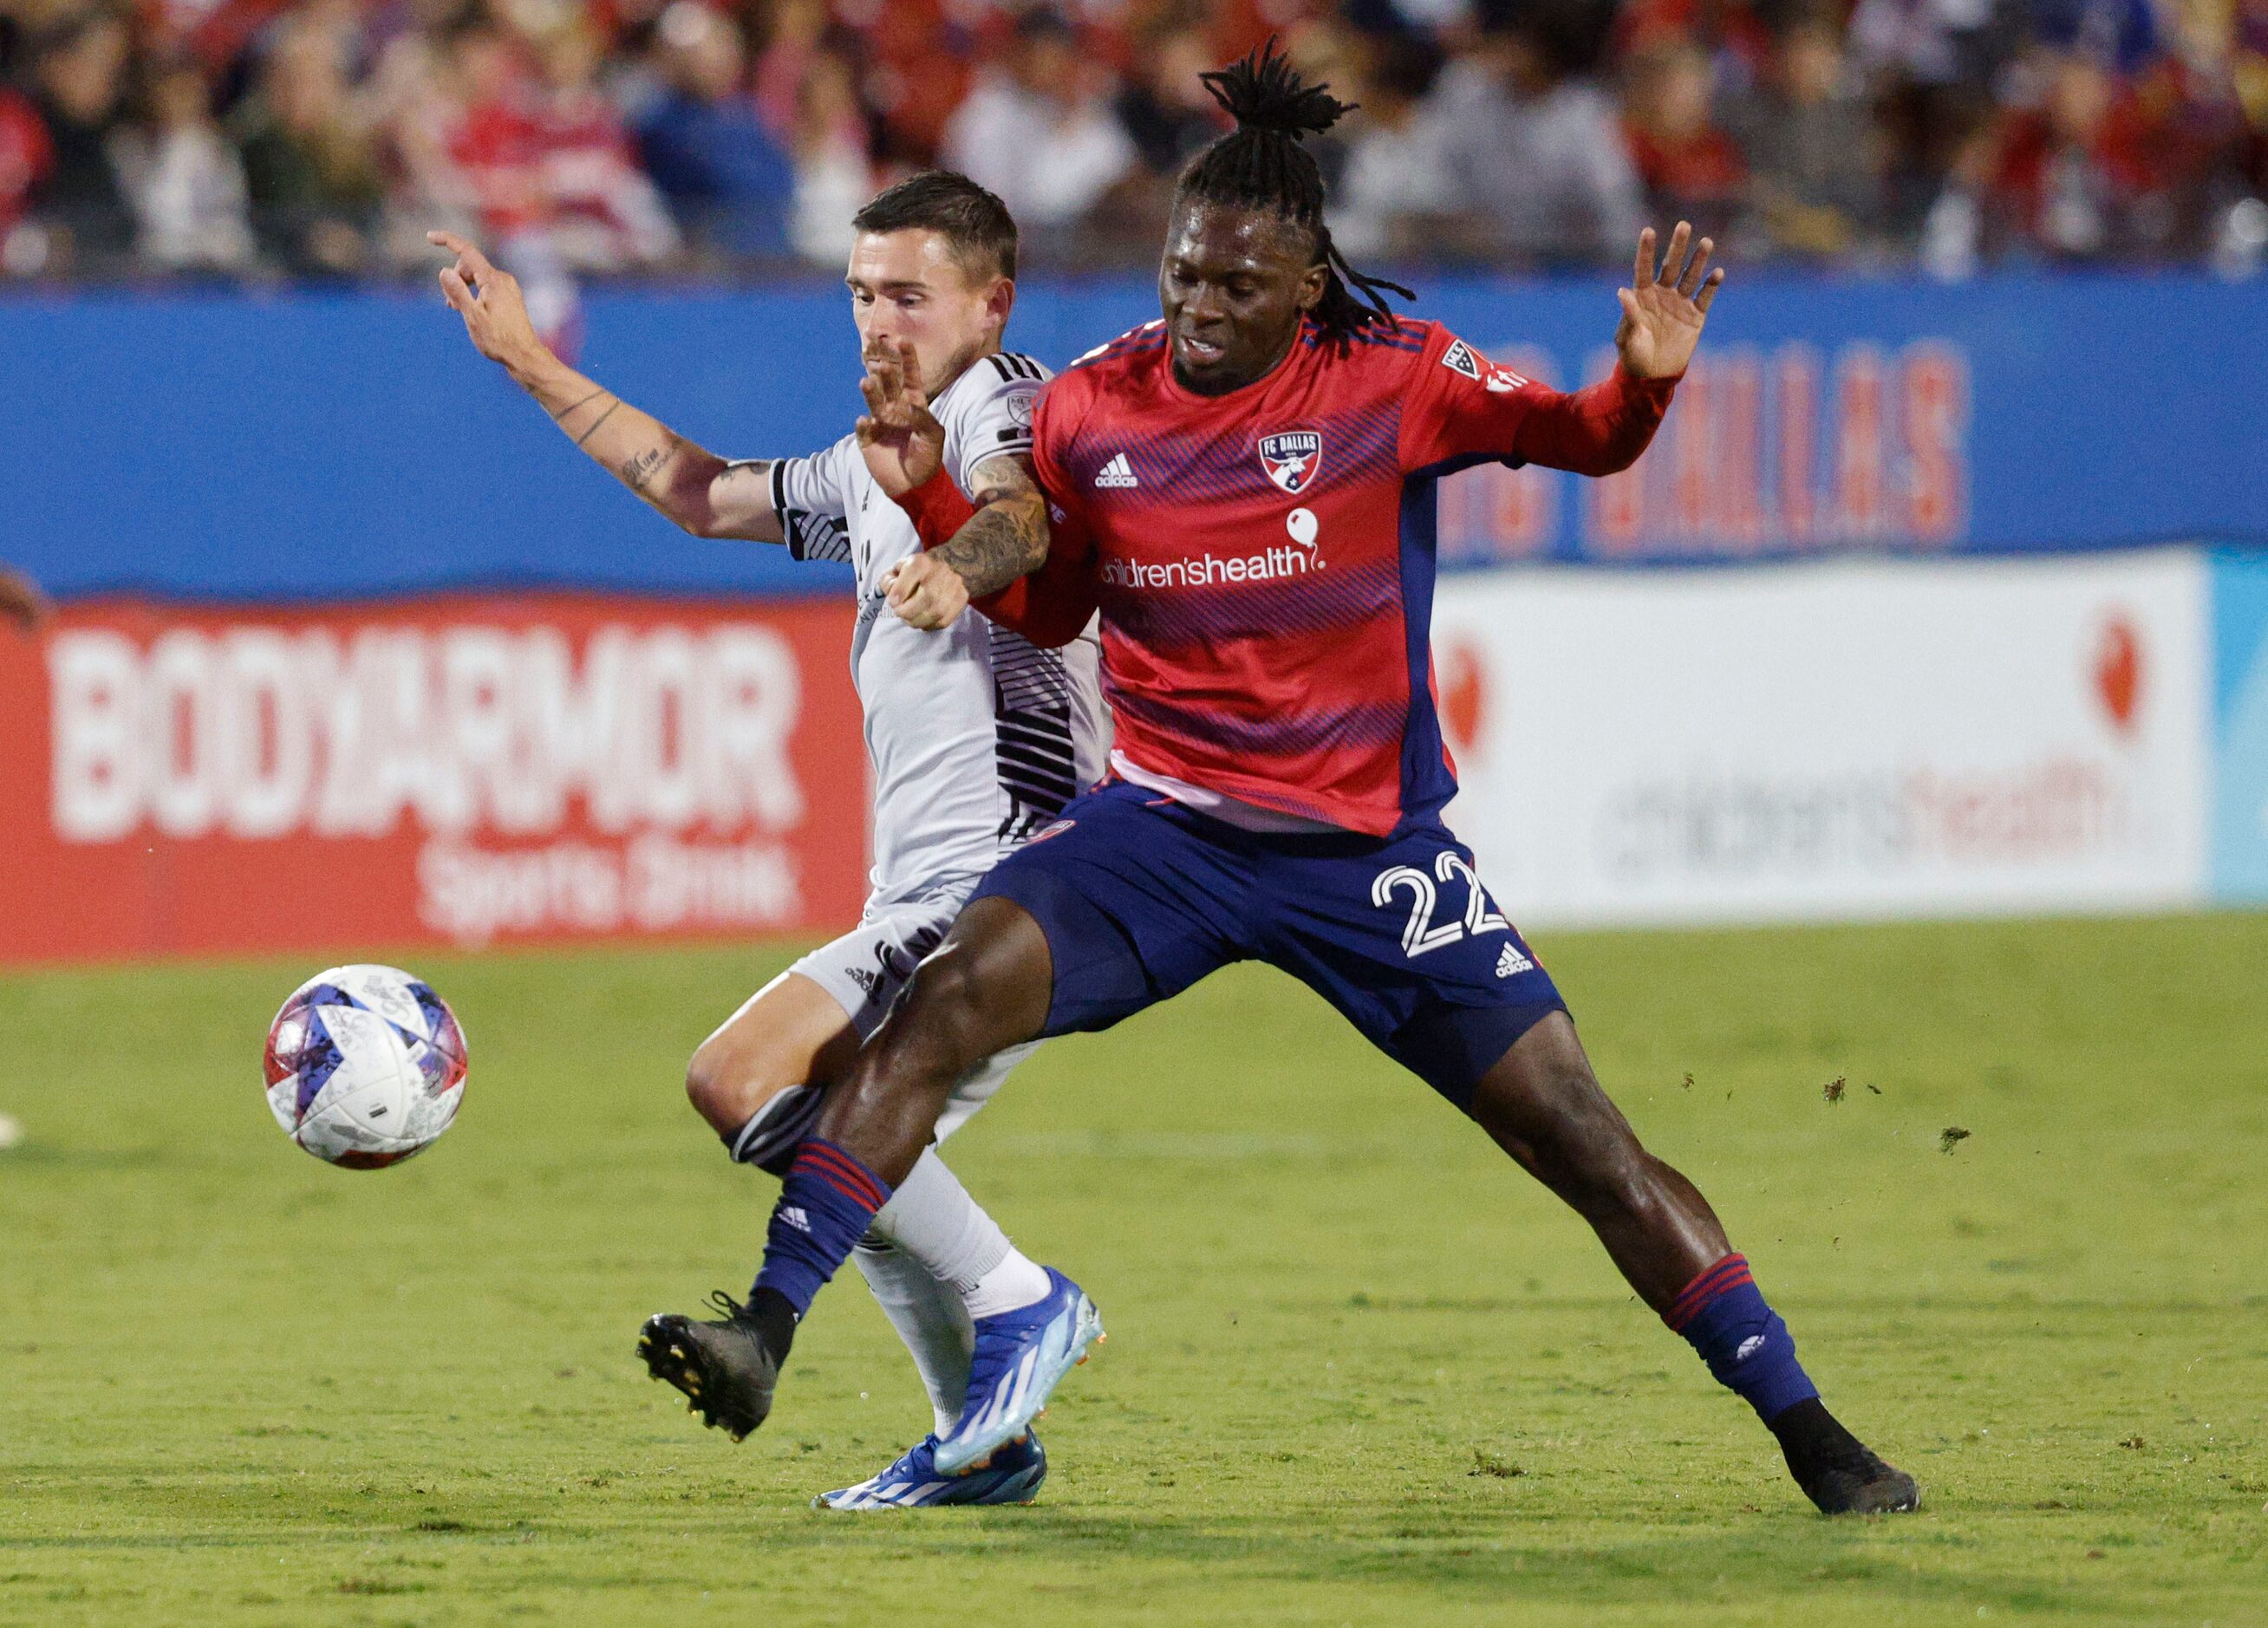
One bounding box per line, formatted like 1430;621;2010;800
787;875;1038;1143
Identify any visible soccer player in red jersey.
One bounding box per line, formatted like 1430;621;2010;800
735;46;1919;1514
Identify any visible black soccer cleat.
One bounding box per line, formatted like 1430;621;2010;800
636;1291;783;1442
1769;1397;1922;1514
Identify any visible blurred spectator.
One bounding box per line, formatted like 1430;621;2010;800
1848;0;2022;233
531;20;678;271
942;8;1135;244
27;8;135;270
785;45;870;265
1430;0;1650;264
115;55;257;271
0;82;52;264
234;21;382;276
2030;0;2160;74
751;0;829;137
1613;0;1776;79
1847;0;2018;90
1621;34;1747;229
1725;12;1880;258
1329;30;1457;261
1114;23;1223;177
1988;48;2164;258
434;19;543;244
857;0;968;169
0;0;2261;283
634;0;794;261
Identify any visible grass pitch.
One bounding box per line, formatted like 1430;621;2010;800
3;913;2265;1626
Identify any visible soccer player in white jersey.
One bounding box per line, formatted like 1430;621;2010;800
428;172;1108;1509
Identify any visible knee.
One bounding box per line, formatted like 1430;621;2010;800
685;1033;800;1136
861;954;992;1087
684;1038;740;1132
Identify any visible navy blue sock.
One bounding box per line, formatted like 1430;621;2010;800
752;1138;893;1316
1665;1254;1820;1423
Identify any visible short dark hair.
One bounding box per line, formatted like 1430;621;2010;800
851;171;1019;283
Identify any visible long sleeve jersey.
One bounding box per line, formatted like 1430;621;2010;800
900;316;1678;837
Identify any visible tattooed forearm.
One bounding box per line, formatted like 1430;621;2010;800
549;385;609;422
933;492;1049;597
571;399;622;446
619;441;681;493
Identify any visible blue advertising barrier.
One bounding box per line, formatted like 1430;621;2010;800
3;273;2263;602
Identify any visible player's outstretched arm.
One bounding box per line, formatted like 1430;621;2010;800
427;231;782;544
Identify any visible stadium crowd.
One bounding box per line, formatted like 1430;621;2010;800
1;0;2263;285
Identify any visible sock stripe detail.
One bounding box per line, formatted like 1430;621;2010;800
1665;1253;1754;1332
793;1140;889;1212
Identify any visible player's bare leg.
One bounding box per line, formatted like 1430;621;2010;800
1468;1013;1919;1514
815;899;1055;1182
685;970;862;1162
1465;1013;1726;1306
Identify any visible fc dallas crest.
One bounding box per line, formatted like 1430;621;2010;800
1256;430;1323;495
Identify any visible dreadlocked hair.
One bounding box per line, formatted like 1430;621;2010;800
1176;39;1415;344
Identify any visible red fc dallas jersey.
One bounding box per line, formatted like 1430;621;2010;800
1028;316;1583;837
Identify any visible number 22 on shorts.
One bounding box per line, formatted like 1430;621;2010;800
1372;851;1511;958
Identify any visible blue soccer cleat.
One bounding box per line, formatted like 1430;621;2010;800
815;1431;1046;1511
933;1267;1104;1476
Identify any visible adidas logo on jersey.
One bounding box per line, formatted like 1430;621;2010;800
1094;453;1138;488
1495;943;1535;979
779;1206;813;1234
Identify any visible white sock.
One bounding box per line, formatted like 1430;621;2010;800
852;1239;971;1437
870;1148;1053;1320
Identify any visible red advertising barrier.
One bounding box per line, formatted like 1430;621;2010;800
0;595;869;965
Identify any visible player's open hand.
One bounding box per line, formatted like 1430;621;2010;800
881;550;971;630
428;230;549;377
1615;223;1724;381
0;565;49;635
856;337;946;498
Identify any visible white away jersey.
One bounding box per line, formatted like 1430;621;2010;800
766;351;1108;902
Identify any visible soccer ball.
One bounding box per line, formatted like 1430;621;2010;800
264;965;468;1168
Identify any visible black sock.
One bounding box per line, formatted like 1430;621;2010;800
1767;1396;1862;1459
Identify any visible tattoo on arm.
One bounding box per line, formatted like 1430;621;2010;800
550;386;609;422
717;459;773;497
934;453;1047;596
619;442;681;492
571;399;622;446
935;498;1047;597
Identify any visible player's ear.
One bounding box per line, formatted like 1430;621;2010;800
1295;262;1329;313
984;275;1015;336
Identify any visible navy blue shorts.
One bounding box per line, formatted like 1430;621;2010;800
969;781;1567;1110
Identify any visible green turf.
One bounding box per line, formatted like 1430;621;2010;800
3;913;2265;1626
